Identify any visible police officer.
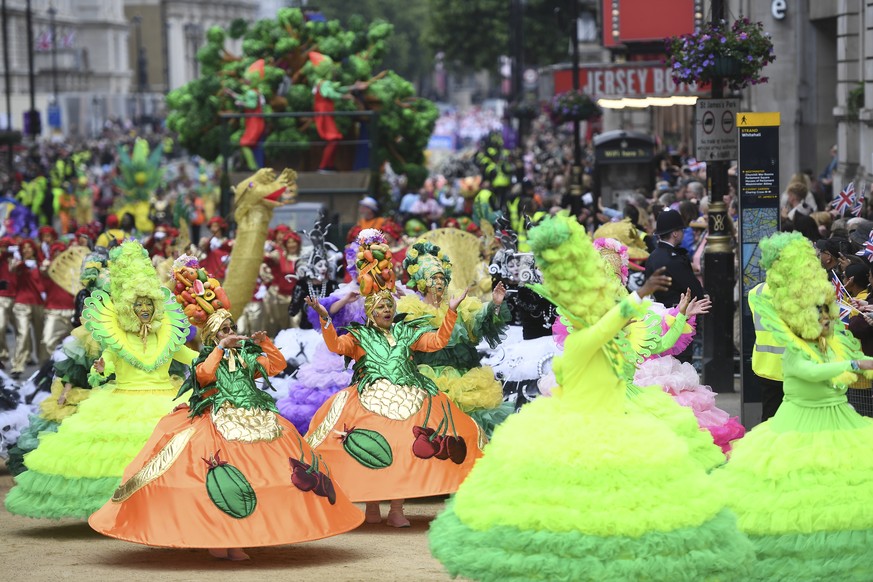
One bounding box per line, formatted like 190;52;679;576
748;281;784;421
645;209;707;363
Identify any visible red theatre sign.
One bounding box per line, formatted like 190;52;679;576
553;64;704;100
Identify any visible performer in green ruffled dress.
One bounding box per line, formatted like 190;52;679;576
713;231;873;581
5;242;197;519
429;214;754;581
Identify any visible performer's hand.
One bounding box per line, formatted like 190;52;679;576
304;296;329;320
492;281;507;307
857;359;873;371
250;330;268;344
219;334;247;349
677;289;692;315
639;267;671;298
686;295;712;318
93;357;105;374
448;288;469;311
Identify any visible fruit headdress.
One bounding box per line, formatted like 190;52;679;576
355;229;397;322
171;254;232;345
403;241;453;294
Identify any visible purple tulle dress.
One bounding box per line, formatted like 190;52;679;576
275;284;366;433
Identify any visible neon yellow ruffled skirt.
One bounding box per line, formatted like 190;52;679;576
712;400;873;581
429;395;755;581
5;384;179;519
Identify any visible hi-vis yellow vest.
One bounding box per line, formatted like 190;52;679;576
748;282;784;381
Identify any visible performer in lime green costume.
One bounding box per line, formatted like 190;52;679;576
713;231;873;581
429;214;754;581
5;242;197;519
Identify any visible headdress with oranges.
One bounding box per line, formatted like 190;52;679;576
355;229;397;322
171;255;233;346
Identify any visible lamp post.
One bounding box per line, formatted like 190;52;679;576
702;0;735;393
569;0;583;197
2;0;13;168
47;4;57;103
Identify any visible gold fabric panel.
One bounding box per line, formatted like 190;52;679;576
306;390;349;448
112;427;196;502
211;402;282;443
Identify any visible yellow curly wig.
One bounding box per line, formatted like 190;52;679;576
108;241;167;333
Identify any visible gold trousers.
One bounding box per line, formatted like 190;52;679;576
12;303;44;374
42;308;74;359
264;288;295;336
0;296;14;360
236;301;265;335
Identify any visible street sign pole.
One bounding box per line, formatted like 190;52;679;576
737;112;781;427
696;96;739;394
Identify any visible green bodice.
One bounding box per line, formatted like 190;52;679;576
346;315;440;396
178;341;276;417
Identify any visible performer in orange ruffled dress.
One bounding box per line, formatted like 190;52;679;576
304;229;484;528
89;258;363;560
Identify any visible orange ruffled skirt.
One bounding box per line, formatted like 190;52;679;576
305;383;485;502
89;407;364;548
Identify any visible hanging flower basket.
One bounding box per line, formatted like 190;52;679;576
511;100;541;120
548;90;601;125
665;18;776;91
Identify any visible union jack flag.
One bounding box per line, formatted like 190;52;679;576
832;182;856;216
839;301;853;325
831;270;849;303
858;230;873;262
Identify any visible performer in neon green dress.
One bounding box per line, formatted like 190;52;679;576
713;231;873;581
429;214;754;581
5;242;197;519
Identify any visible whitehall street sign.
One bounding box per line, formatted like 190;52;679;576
695;98;739;161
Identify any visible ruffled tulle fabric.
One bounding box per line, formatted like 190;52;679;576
418;364;504;413
0;403;33;458
276;343;354;433
5;385;179;519
626;383;725;470
431;504;753;582
38;379;91;422
715;414;873;536
5;415;58;475
429;395;754;580
635;357;745;453
5;470;121;519
742;529;873;582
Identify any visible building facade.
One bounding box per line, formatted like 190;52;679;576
1;0;131;136
124;0;257;95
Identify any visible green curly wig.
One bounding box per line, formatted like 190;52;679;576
527;214;624;327
403;241;453;293
760;232;837;341
108;241;167;333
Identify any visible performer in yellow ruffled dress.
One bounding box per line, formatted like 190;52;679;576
397;241;510;434
5;242;198;519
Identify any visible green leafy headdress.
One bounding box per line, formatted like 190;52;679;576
760;232;837;341
108;241;167;333
403;241;453;294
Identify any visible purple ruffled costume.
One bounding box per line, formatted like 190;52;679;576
275;285;366;433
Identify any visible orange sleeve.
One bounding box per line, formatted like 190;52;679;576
255;339;288;377
322;319;363;359
195;348;224;385
411;309;457;353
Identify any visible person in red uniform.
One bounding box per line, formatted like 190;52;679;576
41;241;75;358
199;217;232;281
0;237;17;367
264;230;302;334
10;239;45;378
